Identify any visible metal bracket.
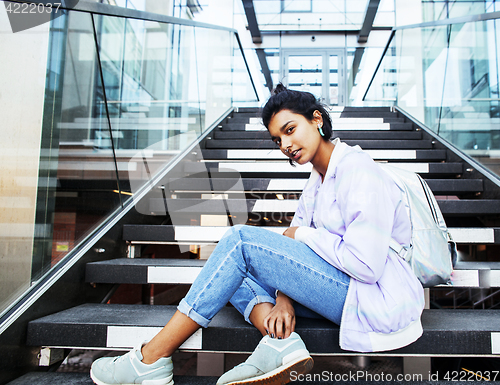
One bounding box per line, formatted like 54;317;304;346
38;347;64;366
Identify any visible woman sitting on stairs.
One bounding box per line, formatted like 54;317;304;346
90;84;425;385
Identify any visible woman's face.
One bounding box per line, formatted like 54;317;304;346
268;109;323;165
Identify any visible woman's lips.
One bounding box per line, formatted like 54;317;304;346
291;149;302;160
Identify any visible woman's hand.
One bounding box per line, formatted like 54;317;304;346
263;292;295;339
283;226;298;239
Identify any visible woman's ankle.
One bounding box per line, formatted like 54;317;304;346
141;344;169;364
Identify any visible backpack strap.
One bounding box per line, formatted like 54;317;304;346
389;238;411;261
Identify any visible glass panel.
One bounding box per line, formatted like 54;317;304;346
0;3;259;316
422;25;450;133
282;0;312;12
196;27;233;127
362;44;398;106
0;1;52;314
254;0;366;30
395;28;425;123
232;38;259;103
32;11;122;281
440;19;500;176
329;55;340;106
287;55;323;100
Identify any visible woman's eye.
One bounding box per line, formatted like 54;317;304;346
286;126;294;134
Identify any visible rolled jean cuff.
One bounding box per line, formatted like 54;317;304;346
178;298;211;328
243;295;276;324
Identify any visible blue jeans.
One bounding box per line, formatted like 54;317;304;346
178;225;349;328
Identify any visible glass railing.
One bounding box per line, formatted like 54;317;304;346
0;0;258;316
364;11;500;179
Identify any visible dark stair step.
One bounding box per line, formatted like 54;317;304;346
183;160;463;178
342;107;391;112
200;149;447;161
86;258;205;284
205;140;433;150
165;178;482;194
235;107;260;113
213;130;422;141
339;111;399;118
121;225;500;245
220;122;414;131
6;373;218;385
149;198;499;215
26;304;500;355
86;258;500;286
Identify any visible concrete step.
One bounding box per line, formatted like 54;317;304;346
184;161;462;176
238;122;413;131
212;130;422;140
148;198;499;216
204;140;433;150
26;304;500;356
6;373;218;385
121;225;500;245
165;177;482;194
200;149;447;161
86;257;500;287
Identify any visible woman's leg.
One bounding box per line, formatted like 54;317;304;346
91;225;348;384
143;273;278;363
178;225;349;328
140;224;349;361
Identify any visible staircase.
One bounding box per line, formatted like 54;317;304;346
10;107;500;384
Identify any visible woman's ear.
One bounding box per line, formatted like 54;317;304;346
312;110;323;125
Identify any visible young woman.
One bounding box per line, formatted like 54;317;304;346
90;84;425;385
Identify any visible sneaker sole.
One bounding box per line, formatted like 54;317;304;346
90;368;174;385
223;356;314;385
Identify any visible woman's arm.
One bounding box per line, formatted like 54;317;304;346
294;153;397;284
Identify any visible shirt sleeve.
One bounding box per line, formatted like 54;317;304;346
296;153;396;284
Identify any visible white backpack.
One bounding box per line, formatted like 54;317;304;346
380;163;456;287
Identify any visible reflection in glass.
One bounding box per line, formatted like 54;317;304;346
365;16;500;178
287;55;323;100
329;55;340;106
33;11;122;281
0;2;52;314
1;2;258;317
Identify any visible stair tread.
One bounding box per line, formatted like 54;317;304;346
86;257;500;287
26;304;500;355
122;225;500;244
6;373;218;385
149;198;499;215
205;140;433;149
184;162;461;175
89;257;500;270
200;149;447;161
165;177;483;193
213;131;421;140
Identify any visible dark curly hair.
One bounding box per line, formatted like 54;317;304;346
261;83;333;141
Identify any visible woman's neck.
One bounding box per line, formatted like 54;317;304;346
311;140;335;181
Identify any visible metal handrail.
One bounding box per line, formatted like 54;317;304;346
362;10;500;101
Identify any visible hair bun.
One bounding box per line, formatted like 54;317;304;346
273;83;288;95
